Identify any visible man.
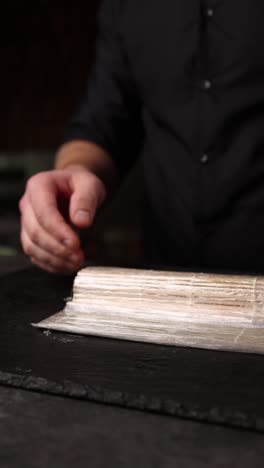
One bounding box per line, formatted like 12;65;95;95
19;0;264;274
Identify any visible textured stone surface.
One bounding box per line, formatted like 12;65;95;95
1;385;264;468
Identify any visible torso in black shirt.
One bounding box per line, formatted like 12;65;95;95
65;0;264;273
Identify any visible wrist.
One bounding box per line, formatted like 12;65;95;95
55;140;119;196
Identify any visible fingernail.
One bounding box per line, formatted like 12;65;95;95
75;210;90;223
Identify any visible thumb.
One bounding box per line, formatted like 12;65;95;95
69;170;106;228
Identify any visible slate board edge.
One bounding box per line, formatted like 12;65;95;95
0;370;262;433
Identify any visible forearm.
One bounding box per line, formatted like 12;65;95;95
55;140;120;196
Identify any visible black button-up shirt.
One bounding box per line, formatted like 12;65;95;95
64;0;264;272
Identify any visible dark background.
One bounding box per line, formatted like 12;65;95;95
0;1;141;271
1;1;99;150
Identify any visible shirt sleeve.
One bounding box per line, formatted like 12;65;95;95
63;0;144;177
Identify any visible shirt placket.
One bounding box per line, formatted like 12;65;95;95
194;1;216;262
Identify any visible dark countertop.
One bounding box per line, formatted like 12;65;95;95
1;385;264;468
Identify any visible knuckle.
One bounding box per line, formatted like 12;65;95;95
35;211;48;228
53;246;65;257
30;228;40;245
26;172;48;192
26;175;37;192
42;240;65;257
23;241;32;256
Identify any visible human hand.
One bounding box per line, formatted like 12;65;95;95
19;164;106;274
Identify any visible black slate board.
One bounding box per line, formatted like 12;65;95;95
2;386;264;468
1;268;264;432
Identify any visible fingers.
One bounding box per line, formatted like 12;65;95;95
21;229;84;274
30;257;81;275
24;172;80;249
20;200;83;266
69;170;106;228
21;199;70;257
20;171;81;274
20;194;83;274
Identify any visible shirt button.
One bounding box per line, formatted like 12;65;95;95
203;79;212;90
200;154;209;164
205;8;214;18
